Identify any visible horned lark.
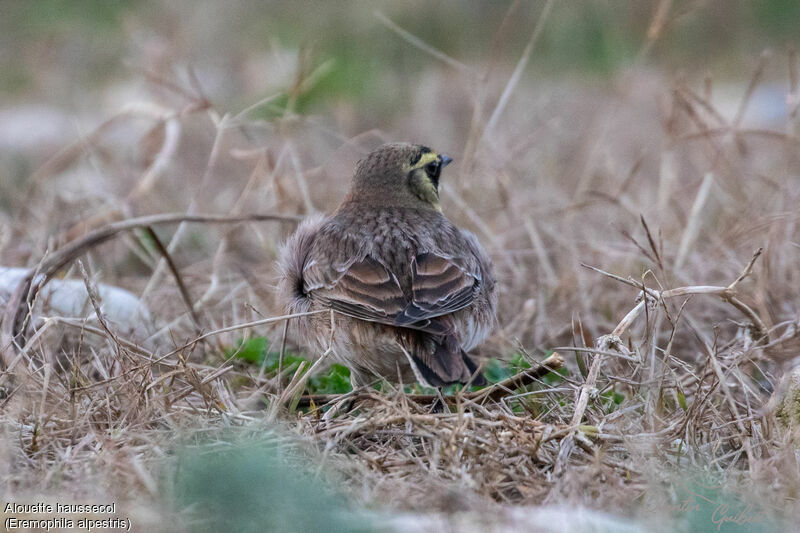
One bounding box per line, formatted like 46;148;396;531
278;143;497;387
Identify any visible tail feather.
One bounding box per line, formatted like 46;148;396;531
410;332;485;387
459;348;486;387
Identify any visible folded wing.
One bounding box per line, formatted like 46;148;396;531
305;252;480;335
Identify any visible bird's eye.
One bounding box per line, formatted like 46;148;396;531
425;161;441;179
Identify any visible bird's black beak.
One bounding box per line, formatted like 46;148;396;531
440;155;453;167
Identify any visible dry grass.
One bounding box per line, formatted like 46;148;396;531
2;5;800;532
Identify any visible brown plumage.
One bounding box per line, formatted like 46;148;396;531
278;143;497;387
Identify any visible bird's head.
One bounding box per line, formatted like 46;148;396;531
347;143;453;211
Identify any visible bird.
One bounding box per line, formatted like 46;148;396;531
277;142;497;388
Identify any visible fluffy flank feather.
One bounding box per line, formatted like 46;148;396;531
277;214;327;313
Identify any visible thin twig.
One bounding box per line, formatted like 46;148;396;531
76;260;132;363
483;0;554;136
580;249;767;341
144;227;202;332
1;212;300;367
295;352;565;409
374;11;471;74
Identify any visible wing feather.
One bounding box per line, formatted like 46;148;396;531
394;253;479;326
305;251;480;334
309;256;406;321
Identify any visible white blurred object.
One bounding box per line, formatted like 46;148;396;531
383;505;651;533
713;83;789;128
0;106;73;152
0;266;153;338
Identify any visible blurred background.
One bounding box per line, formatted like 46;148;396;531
2;0;799;171
2;0;799;116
